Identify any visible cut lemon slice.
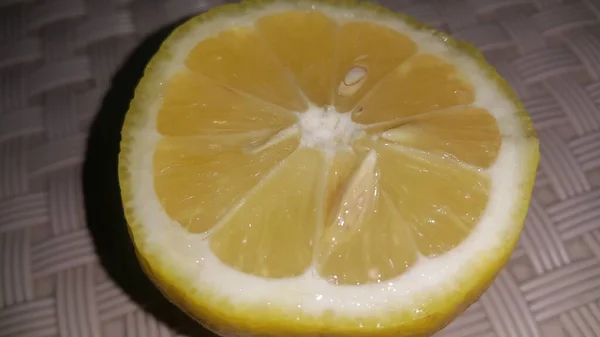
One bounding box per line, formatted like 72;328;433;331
119;1;539;336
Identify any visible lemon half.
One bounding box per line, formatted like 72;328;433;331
118;1;539;336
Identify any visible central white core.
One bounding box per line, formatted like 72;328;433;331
297;106;362;151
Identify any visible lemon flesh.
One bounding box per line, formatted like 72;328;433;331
119;1;539;336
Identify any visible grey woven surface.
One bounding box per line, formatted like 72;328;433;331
1;0;600;336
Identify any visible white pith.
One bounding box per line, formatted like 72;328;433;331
297;107;364;152
124;1;534;319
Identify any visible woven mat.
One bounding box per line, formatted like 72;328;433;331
1;0;600;336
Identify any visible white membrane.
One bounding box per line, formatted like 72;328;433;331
124;1;534;316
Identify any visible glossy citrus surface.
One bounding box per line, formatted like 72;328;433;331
119;1;539;336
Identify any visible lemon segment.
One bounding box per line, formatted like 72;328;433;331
209;147;326;278
257;11;338;106
153;134;299;233
158;71;297;136
351;54;476;125
374;142;490;257
186;26;307;111
324;149;359;214
334;22;417;112
379;107;501;168
317;150;419;285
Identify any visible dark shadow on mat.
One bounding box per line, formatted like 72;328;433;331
82;18;217;337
